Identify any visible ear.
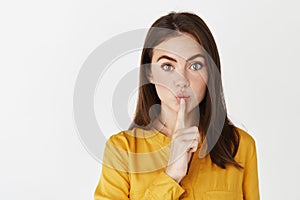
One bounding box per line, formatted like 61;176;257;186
146;68;153;83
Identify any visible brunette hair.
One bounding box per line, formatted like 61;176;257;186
129;11;243;170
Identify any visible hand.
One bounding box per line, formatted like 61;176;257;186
165;98;200;183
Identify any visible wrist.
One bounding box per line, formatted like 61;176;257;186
165;168;183;183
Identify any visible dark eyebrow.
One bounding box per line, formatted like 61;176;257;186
156;53;205;62
156;55;177;62
187;54;205;61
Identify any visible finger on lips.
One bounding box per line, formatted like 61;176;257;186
174;98;186;132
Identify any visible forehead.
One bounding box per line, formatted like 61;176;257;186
152;34;204;61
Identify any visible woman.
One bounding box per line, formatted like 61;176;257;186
94;11;260;200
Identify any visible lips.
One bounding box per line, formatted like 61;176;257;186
176;93;190;99
175;93;190;103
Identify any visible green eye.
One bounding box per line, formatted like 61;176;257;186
161;64;173;71
190;63;203;70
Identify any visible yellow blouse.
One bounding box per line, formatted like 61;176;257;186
94;126;260;200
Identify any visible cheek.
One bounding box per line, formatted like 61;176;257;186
155;84;171;102
190;75;208;101
152;70;170;83
155;84;172;100
152;70;175;93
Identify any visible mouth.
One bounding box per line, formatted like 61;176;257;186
175;93;190;103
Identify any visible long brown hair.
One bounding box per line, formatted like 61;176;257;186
129;11;243;170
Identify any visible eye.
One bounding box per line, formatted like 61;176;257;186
161;63;174;71
190;62;203;71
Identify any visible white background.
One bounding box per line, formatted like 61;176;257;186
1;0;299;199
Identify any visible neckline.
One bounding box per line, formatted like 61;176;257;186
149;127;172;143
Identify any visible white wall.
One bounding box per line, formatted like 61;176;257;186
0;0;299;199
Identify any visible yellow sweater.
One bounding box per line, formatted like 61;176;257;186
94;126;260;200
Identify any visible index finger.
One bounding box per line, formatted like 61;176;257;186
174;98;186;131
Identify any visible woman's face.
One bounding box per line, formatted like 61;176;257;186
147;33;208;113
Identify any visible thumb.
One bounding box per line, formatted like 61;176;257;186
174;98;186;132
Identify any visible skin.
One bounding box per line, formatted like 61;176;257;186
147;32;208;136
146;32;209;182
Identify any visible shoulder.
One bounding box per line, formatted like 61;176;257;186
106;127;154;150
106;129;135;150
234;126;258;161
102;130;137;172
235;126;256;148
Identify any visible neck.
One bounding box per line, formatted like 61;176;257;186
152;103;200;138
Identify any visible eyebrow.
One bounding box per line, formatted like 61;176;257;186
156;53;205;62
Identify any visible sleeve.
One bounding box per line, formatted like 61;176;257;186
94;133;186;200
94;136;130;200
94;165;130;200
94;166;185;200
140;171;185;199
242;138;260;200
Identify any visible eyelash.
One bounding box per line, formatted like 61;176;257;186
160;62;204;71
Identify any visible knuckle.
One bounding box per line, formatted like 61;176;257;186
189;126;198;132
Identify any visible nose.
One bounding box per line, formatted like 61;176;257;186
174;70;190;89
